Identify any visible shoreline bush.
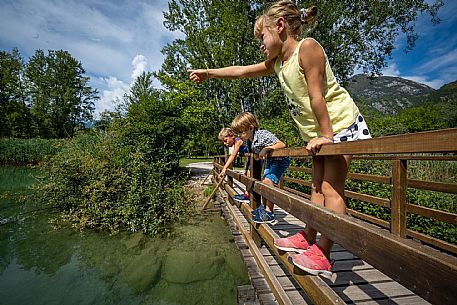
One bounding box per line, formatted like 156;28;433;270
35;91;190;235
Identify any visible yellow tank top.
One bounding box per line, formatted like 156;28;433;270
274;38;359;142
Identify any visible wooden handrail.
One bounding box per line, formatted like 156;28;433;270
233;172;457;305
212;128;457;305
282;160;457;254
271;128;457;156
213;165;346;305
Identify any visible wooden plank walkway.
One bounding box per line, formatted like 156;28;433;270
220;180;432;305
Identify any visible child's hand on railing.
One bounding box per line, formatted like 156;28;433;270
306;136;333;155
259;146;273;159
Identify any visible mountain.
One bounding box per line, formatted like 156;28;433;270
439;80;457;92
346;74;436;115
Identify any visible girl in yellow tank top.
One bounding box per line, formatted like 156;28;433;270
189;0;371;277
275;37;364;142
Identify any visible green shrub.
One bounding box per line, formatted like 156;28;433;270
35;92;191;235
36;129;190;235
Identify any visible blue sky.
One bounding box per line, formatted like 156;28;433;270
1;0;456;116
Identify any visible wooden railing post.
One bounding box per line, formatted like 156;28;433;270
251;155;262;247
391;159;407;237
224;147;233;189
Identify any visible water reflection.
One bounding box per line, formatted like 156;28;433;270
0;167;249;305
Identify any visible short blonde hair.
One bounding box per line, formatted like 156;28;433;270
254;1;318;39
231;112;259;134
218;127;235;141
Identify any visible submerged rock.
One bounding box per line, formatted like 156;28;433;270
120;232;146;251
162;250;225;284
119;249;162;293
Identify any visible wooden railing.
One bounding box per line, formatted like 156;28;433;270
211;128;457;305
282;156;457;254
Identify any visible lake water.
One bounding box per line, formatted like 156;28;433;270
0;166;249;305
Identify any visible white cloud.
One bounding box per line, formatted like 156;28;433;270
417;48;457;74
382;63;401;77
384;1;457;89
0;0;177;79
95;76;129;118
0;0;181;117
382;61;448;89
94;54;155;118
400;75;444;89
131;55;148;80
401;46;457;89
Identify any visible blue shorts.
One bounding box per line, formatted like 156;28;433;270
263;157;291;184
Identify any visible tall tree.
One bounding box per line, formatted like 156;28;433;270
310;0;442;80
159;0;281;127
0;48;31;137
125;71;156;107
25;50;98;138
160;0;443;118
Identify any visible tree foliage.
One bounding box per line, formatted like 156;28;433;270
160;0;442;122
124;71;156;107
25;49;98;138
123;88;186;175
0;48;98;138
368;105;447;137
160;0;279;127
36;84;190;235
310;0;443;81
181;100;220;156
0;48;31;137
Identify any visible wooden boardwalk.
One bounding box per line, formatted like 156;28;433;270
220;181;432;305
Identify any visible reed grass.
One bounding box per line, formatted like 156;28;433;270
0;138;65;165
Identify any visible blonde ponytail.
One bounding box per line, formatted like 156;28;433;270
300;6;318;26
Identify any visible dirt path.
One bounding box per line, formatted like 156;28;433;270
185;162;213;181
183;162;214;208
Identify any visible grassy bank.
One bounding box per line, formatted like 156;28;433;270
180;157;213;168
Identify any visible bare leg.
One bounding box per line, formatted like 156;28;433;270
316;155;352;257
304;156;325;243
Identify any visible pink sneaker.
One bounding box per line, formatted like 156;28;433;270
290;244;333;278
274;231;312;253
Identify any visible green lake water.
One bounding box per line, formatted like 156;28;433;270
0;166;249;305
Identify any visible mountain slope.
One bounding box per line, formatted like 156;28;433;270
346;74;436;115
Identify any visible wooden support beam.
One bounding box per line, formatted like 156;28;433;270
250;158;262;248
201;174;224;210
252;181;457;305
200;169;214;186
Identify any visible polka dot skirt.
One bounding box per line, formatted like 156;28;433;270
333;114;372;143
